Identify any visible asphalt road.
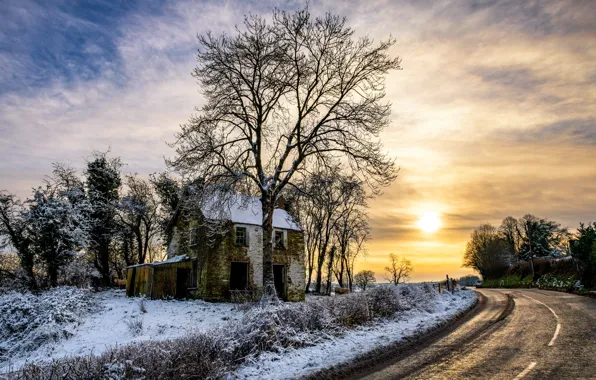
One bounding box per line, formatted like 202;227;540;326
350;289;596;380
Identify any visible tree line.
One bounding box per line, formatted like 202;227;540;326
463;214;596;288
0;152;179;290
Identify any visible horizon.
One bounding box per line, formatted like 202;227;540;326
1;0;595;282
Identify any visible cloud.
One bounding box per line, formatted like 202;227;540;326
501;118;596;146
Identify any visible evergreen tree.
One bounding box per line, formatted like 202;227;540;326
85;152;122;286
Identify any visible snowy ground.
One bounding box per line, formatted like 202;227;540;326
231;290;477;379
2;287;477;378
2;289;240;372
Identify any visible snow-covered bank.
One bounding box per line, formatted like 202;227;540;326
2;285;476;379
1;288;240;372
231;289;477;379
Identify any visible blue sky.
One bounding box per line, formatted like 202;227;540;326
1;0;595;280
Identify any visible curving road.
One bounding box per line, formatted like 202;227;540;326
348;289;596;380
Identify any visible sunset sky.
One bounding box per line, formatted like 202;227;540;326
1;0;595;282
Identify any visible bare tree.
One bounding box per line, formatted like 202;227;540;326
169;7;399;296
385;253;413;285
332;181;369;290
354;269;376;291
463;224;510;280
116;175;160;265
499;216;521;260
0;192;36;289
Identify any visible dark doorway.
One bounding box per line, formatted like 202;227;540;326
230;262;249;290
176;268;190;299
273;265;286;300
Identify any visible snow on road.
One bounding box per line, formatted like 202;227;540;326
3;289;240;371
231;290;477;379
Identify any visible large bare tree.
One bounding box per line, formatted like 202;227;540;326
169;8;399;295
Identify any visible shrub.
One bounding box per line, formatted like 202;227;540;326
138;296;147;314
535;274;577;290
398;283;437;312
328;293;370;326
124;316;143;336
0;287;94;362
478;275;532;288
366;286;401;317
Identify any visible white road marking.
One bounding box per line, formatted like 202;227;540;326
514;362;537;379
521;294;561;346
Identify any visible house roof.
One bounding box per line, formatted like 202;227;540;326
203;195;301;231
127;254;190;268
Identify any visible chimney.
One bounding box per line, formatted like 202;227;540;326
277;196;285;210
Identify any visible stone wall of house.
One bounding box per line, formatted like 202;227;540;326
170;217;305;302
273;229;305;301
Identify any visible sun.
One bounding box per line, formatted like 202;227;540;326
417;212;442;233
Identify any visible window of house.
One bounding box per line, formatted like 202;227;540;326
189;228;198;246
274;230;285;249
235;226;248;246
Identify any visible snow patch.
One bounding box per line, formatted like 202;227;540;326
1;289;240;372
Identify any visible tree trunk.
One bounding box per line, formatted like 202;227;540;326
529;243;535;280
261;195;276;299
315;245;327;293
21;250;38;290
325;246;336;295
99;241;111;286
305;265;313;293
49;261;58;287
337;246;346;288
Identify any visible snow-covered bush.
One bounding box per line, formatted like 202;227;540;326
124;316;143;336
223;301;335;360
0;287;94;362
16;332;229;380
327;293;370;326
398;283;438;312
535;274;577;290
366;286;401;317
137;296;147;314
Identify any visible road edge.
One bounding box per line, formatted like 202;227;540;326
302;291;483;380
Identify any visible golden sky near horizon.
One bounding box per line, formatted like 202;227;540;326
1;1;595;282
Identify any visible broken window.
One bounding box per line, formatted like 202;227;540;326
189;228;198;246
229;262;249;290
235;226;247;246
274;230;285;249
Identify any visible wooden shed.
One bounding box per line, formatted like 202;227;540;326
126;255;194;299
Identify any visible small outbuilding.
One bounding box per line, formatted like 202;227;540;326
126;255;193;299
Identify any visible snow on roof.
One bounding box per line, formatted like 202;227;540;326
153;254;190;266
203;195;301;231
127;255;190;268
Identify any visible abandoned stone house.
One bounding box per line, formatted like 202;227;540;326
126;196;305;302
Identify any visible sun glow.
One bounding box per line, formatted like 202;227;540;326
417;212;442;233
